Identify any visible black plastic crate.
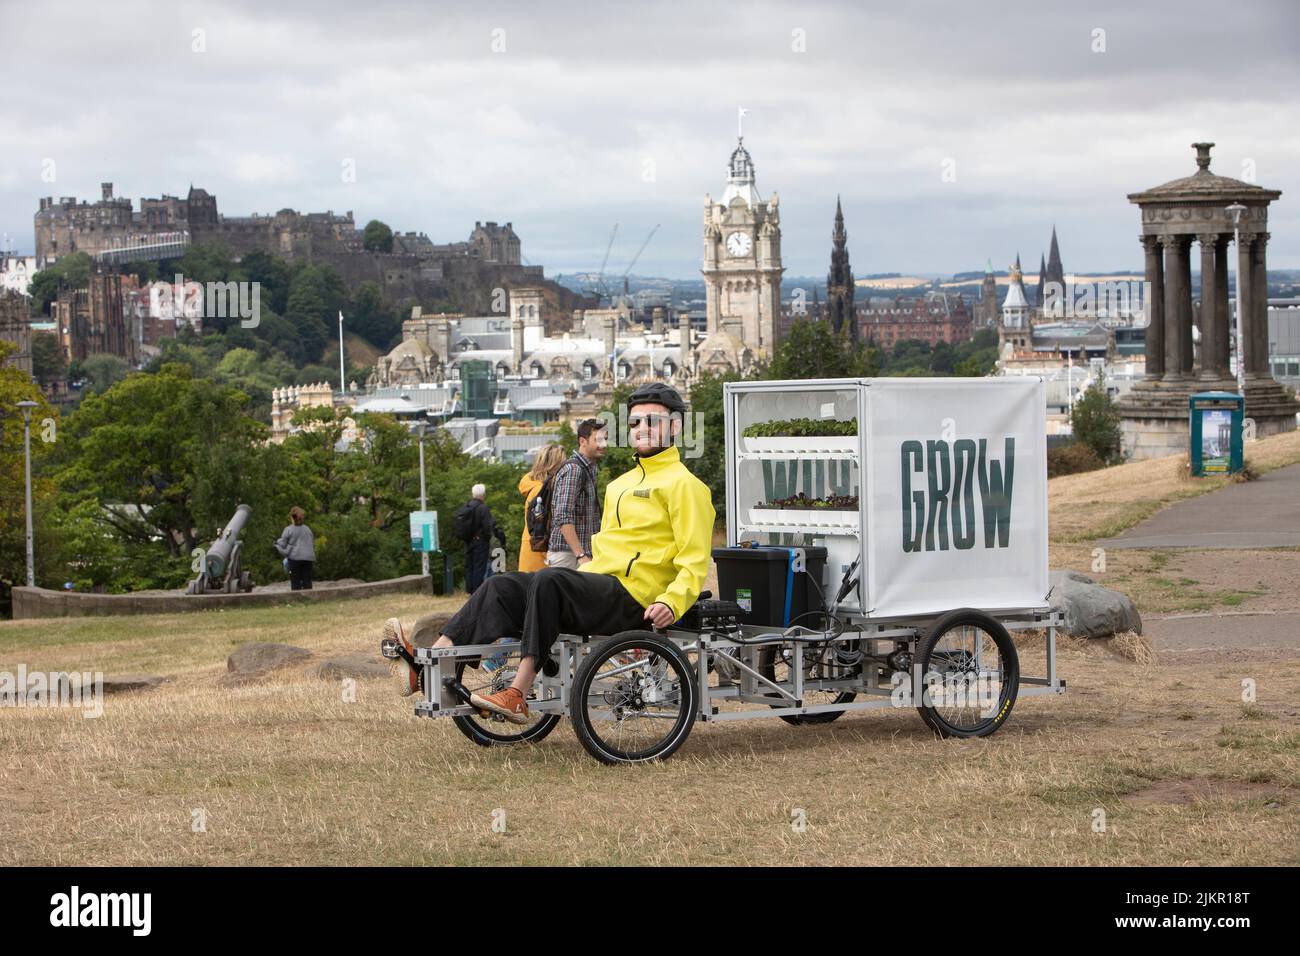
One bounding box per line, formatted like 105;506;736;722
711;545;827;627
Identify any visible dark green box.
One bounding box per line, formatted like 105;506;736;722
1189;392;1243;476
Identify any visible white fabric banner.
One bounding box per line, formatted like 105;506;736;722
864;378;1048;618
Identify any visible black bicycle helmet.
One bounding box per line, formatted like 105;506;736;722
626;381;687;414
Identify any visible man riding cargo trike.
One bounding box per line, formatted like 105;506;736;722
381;378;1065;765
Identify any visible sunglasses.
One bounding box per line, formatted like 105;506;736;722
628;413;675;429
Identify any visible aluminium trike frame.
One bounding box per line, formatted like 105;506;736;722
408;603;1066;762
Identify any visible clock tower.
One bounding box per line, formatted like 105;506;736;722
701;136;783;367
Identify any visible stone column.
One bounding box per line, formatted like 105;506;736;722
1249;233;1270;378
1214;236;1231;378
1197;233;1218;380
1141;235;1165;380
1177;238;1194;375
1161;235;1186;381
1237;234;1254;381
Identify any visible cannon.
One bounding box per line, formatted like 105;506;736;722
187;504;255;595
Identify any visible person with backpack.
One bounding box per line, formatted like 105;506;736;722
517;443;567;573
453;484;506;594
530;418;607;571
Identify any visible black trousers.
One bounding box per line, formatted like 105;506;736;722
442;568;647;665
288;559;313;590
465;538;489;594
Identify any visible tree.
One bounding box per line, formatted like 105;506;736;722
238;248;292;315
0;340;58;612
679;370;736;521
80;353;130;395
50;363;264;573
348;281;401;349
30;331;66;387
26;252;92;316
285;264;345;363
362;220;394;253
766;319;877;380
1071;374;1122;465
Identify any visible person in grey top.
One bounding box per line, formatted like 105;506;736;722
275;506;316;590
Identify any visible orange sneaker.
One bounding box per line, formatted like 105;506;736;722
384;618;420;698
469;687;530;724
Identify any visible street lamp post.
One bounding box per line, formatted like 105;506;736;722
16;400;38;588
1226;203;1247;395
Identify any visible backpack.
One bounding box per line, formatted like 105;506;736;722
453;500;479;542
527;460;594;553
526;477;556;552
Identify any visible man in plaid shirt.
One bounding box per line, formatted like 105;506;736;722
546;418;607;569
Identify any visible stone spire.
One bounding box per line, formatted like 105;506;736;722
1037;253;1048;309
1045;225;1065;292
980;258;998;327
825;196;858;342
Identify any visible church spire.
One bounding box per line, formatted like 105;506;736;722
826;197;858;343
1045;225;1066;295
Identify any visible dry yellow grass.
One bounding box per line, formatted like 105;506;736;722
3;433;1299;866
1;594;1296;866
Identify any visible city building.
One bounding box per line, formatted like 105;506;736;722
699;136;783;372
861;291;973;349
32;182;548;307
1;255;39;297
0;290;33;376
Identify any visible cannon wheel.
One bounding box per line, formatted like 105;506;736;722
571;630;697;765
914;608;1019;738
451;642;561;748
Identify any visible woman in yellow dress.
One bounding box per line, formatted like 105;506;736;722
517;443;567;572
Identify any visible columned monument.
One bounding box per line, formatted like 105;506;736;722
1120;143;1297;459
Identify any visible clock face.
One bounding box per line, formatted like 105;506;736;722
726;231;752;257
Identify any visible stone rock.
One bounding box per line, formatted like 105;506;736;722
308;653;392;681
1047;570;1143;638
101;674;170;694
226;642;312;674
410;613;453;649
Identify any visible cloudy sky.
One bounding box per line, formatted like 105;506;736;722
2;0;1298;278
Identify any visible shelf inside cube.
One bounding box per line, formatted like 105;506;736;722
744;508;861;534
741;436;858;457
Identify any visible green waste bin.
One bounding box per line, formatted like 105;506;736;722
1189;392;1243;476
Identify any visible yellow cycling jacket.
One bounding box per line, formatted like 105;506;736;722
581;444;716;621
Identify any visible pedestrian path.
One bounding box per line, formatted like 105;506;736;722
1101;462;1300;549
